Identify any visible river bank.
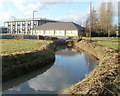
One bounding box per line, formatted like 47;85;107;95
2;40;56;81
63;40;119;95
2;45;98;94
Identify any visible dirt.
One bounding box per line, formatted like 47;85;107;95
62;40;120;96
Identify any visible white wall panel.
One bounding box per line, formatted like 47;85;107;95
55;30;65;36
66;30;78;36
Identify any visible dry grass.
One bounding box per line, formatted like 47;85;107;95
63;40;120;95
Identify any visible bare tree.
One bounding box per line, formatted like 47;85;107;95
99;2;107;33
85;7;99;36
106;1;113;37
98;1;113;37
91;7;99;33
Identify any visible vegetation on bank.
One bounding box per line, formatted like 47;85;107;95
2;39;55;81
83;37;119;51
63;40;119;95
1;39;53;55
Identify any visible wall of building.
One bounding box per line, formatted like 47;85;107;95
66;30;78;36
7;21;38;34
33;30;79;37
6;20;55;34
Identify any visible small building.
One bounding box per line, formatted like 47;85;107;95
4;18;57;34
0;27;7;34
33;22;84;37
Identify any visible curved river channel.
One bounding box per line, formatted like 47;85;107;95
2;46;97;94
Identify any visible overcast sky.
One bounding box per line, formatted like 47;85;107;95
0;0;118;26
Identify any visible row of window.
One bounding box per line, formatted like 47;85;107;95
35;30;77;34
7;21;53;26
34;30;78;36
8;24;37;28
8;26;34;29
8;29;31;32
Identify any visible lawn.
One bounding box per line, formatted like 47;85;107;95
83;37;119;51
1;39;53;55
2;39;55;81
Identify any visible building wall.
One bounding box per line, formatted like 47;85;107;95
33;30;79;37
66;30;78;36
6;20;55;34
54;30;65;36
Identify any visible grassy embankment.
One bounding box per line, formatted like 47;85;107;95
83;37;119;51
63;37;120;95
84;37;120;94
2;39;51;55
1;39;55;81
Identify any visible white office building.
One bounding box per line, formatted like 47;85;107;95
4;18;57;35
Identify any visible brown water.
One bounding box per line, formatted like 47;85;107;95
2;46;97;95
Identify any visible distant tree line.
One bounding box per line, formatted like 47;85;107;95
84;1;119;37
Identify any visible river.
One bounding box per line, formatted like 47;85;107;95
2;45;97;95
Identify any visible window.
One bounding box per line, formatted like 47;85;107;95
45;30;49;35
55;30;59;34
55;30;64;34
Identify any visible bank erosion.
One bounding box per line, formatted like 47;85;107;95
63;40;120;95
2;39;56;81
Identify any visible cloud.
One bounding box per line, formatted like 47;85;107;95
0;3;3;10
43;10;88;26
0;8;14;26
0;0;118;26
9;0;119;3
0;0;46;25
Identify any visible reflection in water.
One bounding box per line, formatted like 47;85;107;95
55;48;79;56
2;63;54;91
2;46;97;94
28;65;70;93
84;53;98;72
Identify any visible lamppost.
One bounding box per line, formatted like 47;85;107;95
32;11;38;35
11;16;16;34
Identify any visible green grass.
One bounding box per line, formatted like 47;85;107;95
2;39;55;81
96;41;119;50
1;39;53;54
83;37;119;51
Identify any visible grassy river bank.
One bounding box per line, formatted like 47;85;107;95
62;39;120;95
1;38;120;95
1;39;56;81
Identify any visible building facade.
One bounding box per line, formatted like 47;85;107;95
5;18;57;34
33;22;84;37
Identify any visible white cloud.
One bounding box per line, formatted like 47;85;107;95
45;10;88;26
0;3;3;10
0;0;118;26
0;0;119;3
0;0;46;25
0;8;14;26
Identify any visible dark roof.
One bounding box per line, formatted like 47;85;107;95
34;22;84;30
5;18;57;23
